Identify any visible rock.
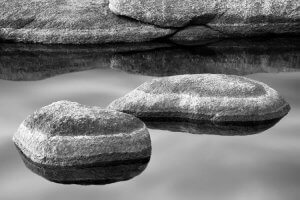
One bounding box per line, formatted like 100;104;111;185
17;147;150;185
107;74;290;123
111;38;300;76
169;26;226;44
0;0;174;44
0;42;172;81
145;120;281;136
13;101;151;166
109;0;299;39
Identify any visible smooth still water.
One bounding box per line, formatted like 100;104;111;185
0;38;300;200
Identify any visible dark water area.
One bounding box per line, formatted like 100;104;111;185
1;38;300;200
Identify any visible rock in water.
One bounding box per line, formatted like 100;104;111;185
144;120;281;136
0;0;174;44
13;101;151;166
109;0;299;38
107;74;290;123
18;147;150;185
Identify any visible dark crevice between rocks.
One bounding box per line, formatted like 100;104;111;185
152;12;231;45
0;17;36;29
15;17;36;29
110;13;178;42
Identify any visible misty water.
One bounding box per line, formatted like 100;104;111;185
0;37;300;200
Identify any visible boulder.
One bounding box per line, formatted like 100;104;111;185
169;26;226;43
0;0;174;44
111;38;300;76
107;74;290;123
109;0;299;39
144;120;281;136
13;101;151;166
17;147;150;185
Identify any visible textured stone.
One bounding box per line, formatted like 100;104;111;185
169;26;226;43
107;74;290;123
0;42;172;81
145;120;280;136
13;101;151;166
109;0;299;39
111;38;300;76
0;0;174;44
18;147;150;185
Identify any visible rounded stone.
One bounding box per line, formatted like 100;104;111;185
13;101;151;166
107;74;290;123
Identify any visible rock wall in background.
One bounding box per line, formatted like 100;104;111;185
110;0;300;42
0;0;174;44
0;0;298;44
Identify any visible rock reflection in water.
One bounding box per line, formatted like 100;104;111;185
111;38;300;76
144;118;281;136
0;42;171;81
17;147;150;185
1;37;299;81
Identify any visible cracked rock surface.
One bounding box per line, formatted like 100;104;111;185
107;74;290;123
110;0;300;40
13;101;151;166
0;0;174;44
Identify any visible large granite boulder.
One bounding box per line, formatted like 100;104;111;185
0;0;174;44
111;38;300;76
144;120;281;136
13;101;151;166
18;147;150;185
107;74;290;123
109;0;299;40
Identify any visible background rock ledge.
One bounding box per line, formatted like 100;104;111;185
0;0;174;44
110;0;300;42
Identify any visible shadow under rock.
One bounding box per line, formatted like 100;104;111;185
16;147;151;185
0;42;172;81
144;117;282;136
111;37;300;76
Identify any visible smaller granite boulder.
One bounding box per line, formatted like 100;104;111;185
13;101;151;166
107;74;290;123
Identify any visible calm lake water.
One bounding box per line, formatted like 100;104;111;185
0;38;300;200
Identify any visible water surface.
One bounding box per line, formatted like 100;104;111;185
0;39;300;200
